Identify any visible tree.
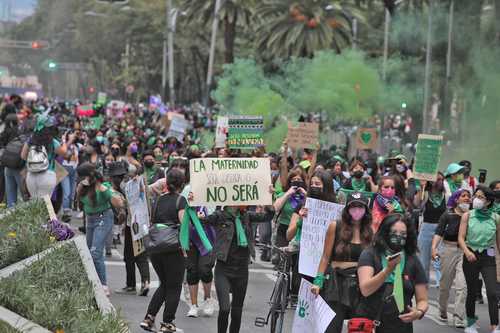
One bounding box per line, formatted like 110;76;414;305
182;0;255;64
255;0;364;59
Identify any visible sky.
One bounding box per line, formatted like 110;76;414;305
2;0;37;22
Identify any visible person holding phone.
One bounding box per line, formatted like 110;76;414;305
431;189;471;328
458;186;500;333
356;214;428;333
342;159;378;193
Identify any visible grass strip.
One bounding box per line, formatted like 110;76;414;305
0;243;128;333
0;320;20;333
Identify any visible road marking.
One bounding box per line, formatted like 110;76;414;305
111;249;123;260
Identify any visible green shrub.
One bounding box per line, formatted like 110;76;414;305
0;200;52;269
0;321;20;333
0;243;128;333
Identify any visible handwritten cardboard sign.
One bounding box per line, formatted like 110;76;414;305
413;134;443;181
189;158;272;206
355;128;378;150
287;122;319;149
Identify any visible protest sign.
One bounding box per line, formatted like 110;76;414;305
83;116;104;130
167;113;189;141
189;158;272;206
124;176;150;256
355;128;378;150
227;116;264;149
299;198;345;277
97;92;107;105
215;116;229;148
287;122;319;149
413;134;443;181
292;279;336;333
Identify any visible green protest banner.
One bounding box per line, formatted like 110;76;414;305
97;92;107;105
413;134;443;181
83;116;104;130
189;158;272;206
227;116;264;149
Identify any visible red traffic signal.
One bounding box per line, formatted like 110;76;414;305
89;87;96;94
31;41;40;49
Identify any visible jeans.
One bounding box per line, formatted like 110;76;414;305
4;167;22;208
123;226;150;287
438;242;466;322
215;261;249;333
147;251;185;323
417;222;438;281
26;170;56;199
61;165;76;211
463;249;498;326
86;209;113;285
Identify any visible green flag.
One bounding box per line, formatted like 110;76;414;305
393;262;405;313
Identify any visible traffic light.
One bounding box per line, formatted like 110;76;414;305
31;41;49;50
89;87;96;94
48;61;58;70
401;102;407;109
41;59;58;72
31;41;40;49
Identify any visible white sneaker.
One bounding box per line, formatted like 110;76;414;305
464;324;478;333
102;285;111;297
202;298;215;317
187;304;199;318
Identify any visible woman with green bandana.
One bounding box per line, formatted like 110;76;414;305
458;186;500;333
444;163;471;201
189;196;273;333
343;159;378;193
357;214;428;333
21;114;70;198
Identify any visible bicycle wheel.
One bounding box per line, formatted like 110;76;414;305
275;275;288;333
270;274;285;333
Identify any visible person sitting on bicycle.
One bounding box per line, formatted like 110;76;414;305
191;197;273;333
311;192;373;333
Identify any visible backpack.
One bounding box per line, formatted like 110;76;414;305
27;145;49;173
1;137;25;169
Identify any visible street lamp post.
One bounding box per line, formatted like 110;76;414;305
204;0;222;107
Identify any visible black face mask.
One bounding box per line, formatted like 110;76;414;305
290;180;306;189
387;232;406;252
144;161;155;168
111;148;120;157
352;171;364;179
309;186;323;199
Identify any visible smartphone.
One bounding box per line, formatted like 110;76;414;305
386;252;402;261
479;169;487;184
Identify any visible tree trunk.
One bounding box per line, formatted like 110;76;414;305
224;13;237;64
495;0;500;43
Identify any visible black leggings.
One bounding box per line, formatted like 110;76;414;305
215;261;249;333
463;250;498;326
123;226;150;287
186;247;215;286
147;251;185;323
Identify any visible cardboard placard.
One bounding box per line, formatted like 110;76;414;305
124;176;150;256
413;134;443;181
189;158;272;206
227;116;264;149
287;122;319;149
83;116;104;130
299;198;344;277
355;128;378;150
215;116;229;148
97;92;107;105
167;113;189;141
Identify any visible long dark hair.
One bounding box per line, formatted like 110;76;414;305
335;203;373;259
169;158;190;183
373;214;418;255
309;170;336;203
78;171;104;207
166;168;186;193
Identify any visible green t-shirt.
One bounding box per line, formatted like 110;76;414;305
466;209;500;252
81;185;113;215
276;191;295;226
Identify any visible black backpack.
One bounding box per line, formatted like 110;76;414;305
1;137;25;169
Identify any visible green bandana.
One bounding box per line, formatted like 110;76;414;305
493;203;500;215
235;213;248;247
429;192;444;208
381;251;406;313
474;208;494;222
351;178;366;192
180;206;213;253
447;179;459;194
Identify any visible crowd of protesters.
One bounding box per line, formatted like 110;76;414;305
1;93;500;333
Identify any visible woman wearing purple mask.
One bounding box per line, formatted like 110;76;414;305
372;176;405;233
311;192;373;333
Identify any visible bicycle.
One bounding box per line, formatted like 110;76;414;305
255;245;298;333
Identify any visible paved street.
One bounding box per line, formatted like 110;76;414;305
101;235;496;333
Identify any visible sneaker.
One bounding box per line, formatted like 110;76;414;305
159;322;177;332
139;282;150;297
76;211;84;219
140;315;156;332
106;249;112;257
186;304;199;318
438;312;448;323
464;325;479;333
202;298;215;317
115;286;136;295
454;317;465;328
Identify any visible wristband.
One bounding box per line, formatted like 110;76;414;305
313;273;325;289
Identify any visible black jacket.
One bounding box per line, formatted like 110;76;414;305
203;208;273;263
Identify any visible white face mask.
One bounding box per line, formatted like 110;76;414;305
458;203;470;212
396;164;406;173
472;198;485;210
